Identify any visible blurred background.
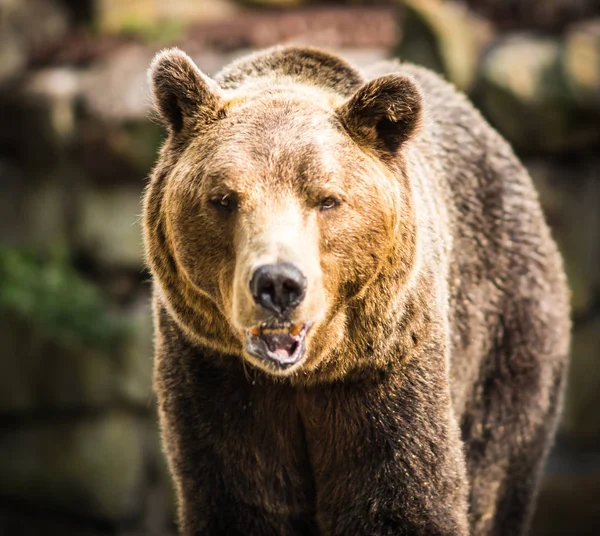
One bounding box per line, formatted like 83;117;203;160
0;0;598;534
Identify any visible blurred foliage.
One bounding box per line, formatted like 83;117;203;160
0;246;124;351
112;16;184;44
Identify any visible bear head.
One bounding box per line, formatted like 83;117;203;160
144;47;422;381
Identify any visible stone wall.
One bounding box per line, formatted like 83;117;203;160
0;0;598;534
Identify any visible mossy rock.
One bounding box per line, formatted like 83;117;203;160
95;0;236;34
0;164;69;247
0;247;157;412
0;248;124;351
114;296;155;408
560;315;600;442
475;35;600;153
562;20;600;110
74;183;145;269
532;471;600;535
0;248;131;412
397;0;494;92
0;69;80;170
526;159;600;317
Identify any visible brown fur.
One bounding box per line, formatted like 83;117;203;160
142;46;570;536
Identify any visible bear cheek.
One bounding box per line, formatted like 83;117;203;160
321;208;389;299
170;210;233;301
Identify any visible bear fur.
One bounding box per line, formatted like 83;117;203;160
142;46;570;536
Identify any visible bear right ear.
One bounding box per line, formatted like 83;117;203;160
149;48;223;134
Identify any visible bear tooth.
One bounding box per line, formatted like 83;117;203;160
263;328;289;335
290;323;304;337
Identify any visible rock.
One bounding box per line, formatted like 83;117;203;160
116;295;155;408
78;46;165;182
0;413;148;522
560;315;600;442
137;419;178;535
0;162;28;245
73;183;144;269
23;175;70;246
397;0;494;92
189;0;239;24
0;0;70;82
526;159;600;317
191;49;249;77
82;45;154;123
0;67;81;170
562;19;600;111
476;34;600;152
24;68;81;145
0;509;106;536
0;162;69;247
532;466;600;535
75;117;164;184
8;0;70;51
235;0;305;7
328;48;390;70
0;27;26;83
78;46;251;184
463;0;600;32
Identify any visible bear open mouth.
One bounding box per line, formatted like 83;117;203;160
245;322;309;370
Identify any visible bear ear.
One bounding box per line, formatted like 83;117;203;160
337;74;422;155
149;48;223;133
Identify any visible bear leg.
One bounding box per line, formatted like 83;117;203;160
461;325;568;536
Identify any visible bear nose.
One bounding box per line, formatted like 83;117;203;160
250;263;307;316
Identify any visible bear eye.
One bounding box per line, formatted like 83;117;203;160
210;193;238;214
318;197;339;211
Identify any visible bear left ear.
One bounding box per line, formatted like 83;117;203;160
149;48;223;134
337;74;422;155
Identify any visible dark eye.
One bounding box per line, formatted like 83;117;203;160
210;194;237;214
319;197;339;211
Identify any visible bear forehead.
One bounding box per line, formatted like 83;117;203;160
220;91;344;142
192;95;352;180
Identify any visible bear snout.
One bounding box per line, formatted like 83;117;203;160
250;263;307;317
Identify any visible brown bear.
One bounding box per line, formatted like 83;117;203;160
142;46;570;536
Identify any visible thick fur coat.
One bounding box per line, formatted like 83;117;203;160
142;46;570;536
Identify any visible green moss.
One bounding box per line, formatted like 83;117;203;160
0;246;124;351
119;16;184;45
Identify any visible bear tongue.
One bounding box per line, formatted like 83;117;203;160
263;332;296;356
